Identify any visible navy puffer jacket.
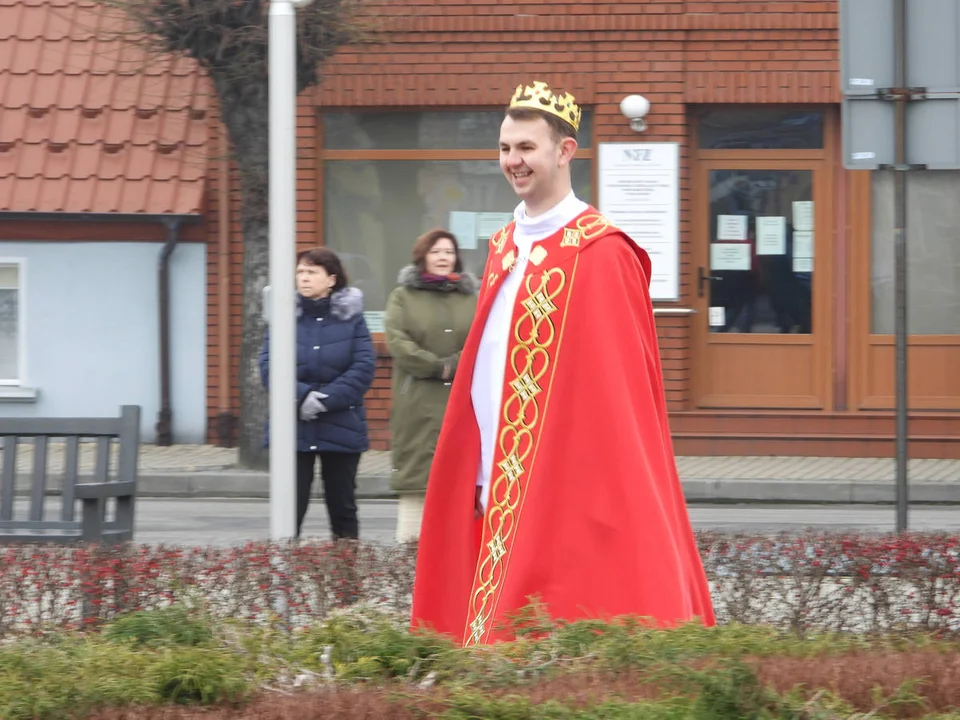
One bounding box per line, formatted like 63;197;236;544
259;287;375;453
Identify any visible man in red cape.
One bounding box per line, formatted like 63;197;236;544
412;80;715;646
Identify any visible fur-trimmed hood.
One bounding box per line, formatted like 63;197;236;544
397;265;479;294
297;287;365;320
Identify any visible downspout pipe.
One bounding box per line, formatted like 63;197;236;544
156;217;183;446
216;126;236;447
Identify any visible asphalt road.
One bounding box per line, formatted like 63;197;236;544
120;499;960;546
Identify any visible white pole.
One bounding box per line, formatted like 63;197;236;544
268;0;298;541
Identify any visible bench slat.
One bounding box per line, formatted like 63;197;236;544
29;436;48;522
94;436;110;483
0;417;122;436
61;436;79;522
0;520;80;530
0;436;14;521
75;481;136;500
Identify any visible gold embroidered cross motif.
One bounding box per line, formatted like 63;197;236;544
510;372;543;402
487;533;507;564
522;291;558;321
469;613;486;644
502;250;517;272
560;227;582;247
498;454;525;484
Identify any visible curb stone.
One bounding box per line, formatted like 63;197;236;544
134;472;960;504
14;472;958;504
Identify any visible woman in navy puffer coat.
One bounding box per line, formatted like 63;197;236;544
260;247;375;540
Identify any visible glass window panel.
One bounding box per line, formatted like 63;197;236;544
698;108;824;150
0;265;17;287
707;169;813;334
0;264;19;380
871;171;960;334
324;111;593;150
324;159;593;317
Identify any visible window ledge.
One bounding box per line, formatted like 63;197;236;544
0;387;39;403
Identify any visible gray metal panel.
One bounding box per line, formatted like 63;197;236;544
840;0;896;95
842;98;895;169
843;96;960;169
907;0;960;92
907;99;960;168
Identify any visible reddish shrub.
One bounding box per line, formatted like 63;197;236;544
2;532;960;637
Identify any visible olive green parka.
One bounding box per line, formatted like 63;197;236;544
385;265;478;495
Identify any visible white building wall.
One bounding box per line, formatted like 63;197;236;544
0;241;207;443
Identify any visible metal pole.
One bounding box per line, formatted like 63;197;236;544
268;0;298;541
892;0;909;533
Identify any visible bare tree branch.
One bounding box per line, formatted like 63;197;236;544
97;0;384;465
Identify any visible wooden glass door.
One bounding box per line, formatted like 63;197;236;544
692;159;832;408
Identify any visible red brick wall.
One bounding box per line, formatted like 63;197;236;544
206;0;840;448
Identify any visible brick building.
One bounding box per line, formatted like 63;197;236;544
5;0;960;457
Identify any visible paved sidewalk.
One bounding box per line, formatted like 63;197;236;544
5;443;960;503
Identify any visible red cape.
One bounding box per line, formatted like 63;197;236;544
412;208;715;645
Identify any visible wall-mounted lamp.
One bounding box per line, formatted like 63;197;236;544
620;94;651;133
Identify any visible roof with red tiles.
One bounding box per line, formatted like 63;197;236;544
0;0;208;215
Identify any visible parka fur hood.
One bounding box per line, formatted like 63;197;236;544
296;286;365;320
397;265;479;295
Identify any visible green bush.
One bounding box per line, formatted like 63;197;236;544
0;612;251;720
103;605;214;648
2;607;960;719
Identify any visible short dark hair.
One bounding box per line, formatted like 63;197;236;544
412;229;463;273
505;107;578;144
296;247;348;291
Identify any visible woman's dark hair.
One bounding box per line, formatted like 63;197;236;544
297;247;348;291
412;229;463;273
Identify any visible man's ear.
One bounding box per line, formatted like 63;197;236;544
558;136;578;166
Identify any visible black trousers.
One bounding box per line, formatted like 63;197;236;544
296;451;361;540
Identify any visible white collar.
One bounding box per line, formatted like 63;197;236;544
513;192;586;246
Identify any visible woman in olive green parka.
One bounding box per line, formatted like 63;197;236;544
385;229;478;542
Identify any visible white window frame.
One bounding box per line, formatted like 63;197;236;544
0;258;26;387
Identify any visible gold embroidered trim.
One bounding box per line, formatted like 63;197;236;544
492;226;509;254
575;213;611;240
464;266;568;645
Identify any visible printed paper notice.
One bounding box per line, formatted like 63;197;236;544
756;216;786;255
476;212;513;240
364;311;385;333
792;201;814;232
793;257;813;273
448;211;478;250
717;214;748;241
598;142;680;301
708;307;726;327
793;231;814;259
710;243;751;271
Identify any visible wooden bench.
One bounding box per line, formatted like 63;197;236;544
0;406;141;544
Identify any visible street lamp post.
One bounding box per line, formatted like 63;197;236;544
268;0;310;540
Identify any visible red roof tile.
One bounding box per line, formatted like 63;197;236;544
0;0;208;214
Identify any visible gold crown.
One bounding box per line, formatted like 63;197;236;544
509;81;581;132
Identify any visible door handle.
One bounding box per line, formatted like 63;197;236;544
697;267;721;298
